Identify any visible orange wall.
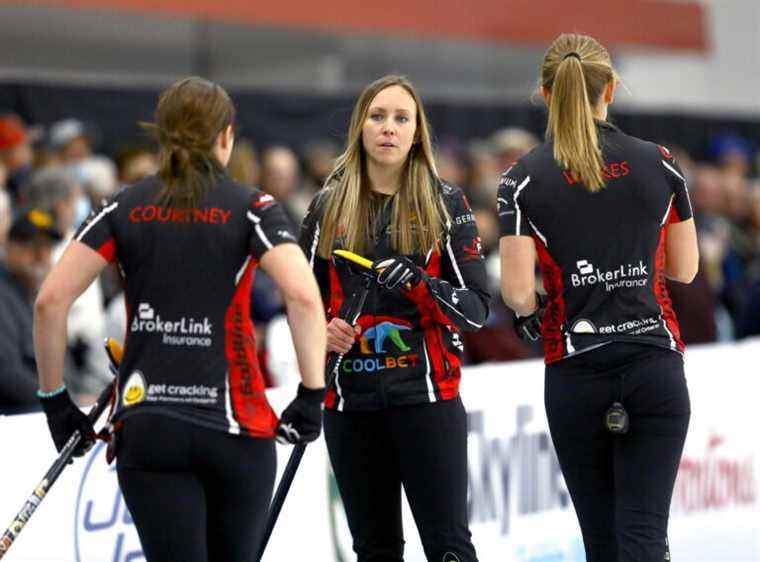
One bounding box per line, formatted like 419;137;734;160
8;0;707;51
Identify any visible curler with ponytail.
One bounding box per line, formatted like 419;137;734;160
541;34;617;192
140;77;235;208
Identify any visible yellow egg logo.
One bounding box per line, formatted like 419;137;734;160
122;371;146;407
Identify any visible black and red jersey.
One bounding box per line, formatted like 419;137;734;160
497;121;693;363
300;181;490;411
74;174;296;437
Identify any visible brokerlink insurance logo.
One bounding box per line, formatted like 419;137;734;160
342;316;420;373
131;302;213;347
571;259;649;292
75;442;143;561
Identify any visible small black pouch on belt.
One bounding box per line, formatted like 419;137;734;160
605;373;630;434
605;401;629;434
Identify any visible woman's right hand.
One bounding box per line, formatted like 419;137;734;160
327;318;361;354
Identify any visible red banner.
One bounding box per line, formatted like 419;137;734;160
8;0;706;51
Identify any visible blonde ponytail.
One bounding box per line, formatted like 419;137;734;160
541;34;617;192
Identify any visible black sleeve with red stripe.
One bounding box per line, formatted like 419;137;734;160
298;190;331;308
658;146;693;223
247;190;298;260
406;186;490;332
497;161;533;237
73;194;119;262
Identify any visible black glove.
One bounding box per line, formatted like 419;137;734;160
40;390;96;456
514;293;547;343
276;384;325;445
372;256;422;290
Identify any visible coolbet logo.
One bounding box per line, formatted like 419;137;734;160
343;316;420;373
76;443;142;561
571;259;648;292
131;302;213;347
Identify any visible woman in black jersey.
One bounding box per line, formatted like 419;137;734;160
33;77;328;562
498;34;699;562
299;75;489;561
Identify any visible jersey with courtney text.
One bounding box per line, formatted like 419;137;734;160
75;174;295;436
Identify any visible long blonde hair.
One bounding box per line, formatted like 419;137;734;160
541;34;618;192
317;75;445;259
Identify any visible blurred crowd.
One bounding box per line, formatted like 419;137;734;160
1;111;759;411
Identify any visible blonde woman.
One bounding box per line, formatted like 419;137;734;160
300;75;487;562
499;34;698;562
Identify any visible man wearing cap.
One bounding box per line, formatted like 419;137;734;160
0;208;61;413
0;114;34;201
49;118;94;165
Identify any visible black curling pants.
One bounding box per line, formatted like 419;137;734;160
324;397;478;562
115;413;276;562
545;344;690;562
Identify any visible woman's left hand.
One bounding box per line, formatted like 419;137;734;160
371;256;422;290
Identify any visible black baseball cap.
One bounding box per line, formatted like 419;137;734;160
8;208;62;243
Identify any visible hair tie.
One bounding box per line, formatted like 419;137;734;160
563;52;582;61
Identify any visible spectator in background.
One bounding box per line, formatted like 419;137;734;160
436;145;468;188
667;270;718;344
720;172;753;323
260;145;305;225
75;155;119;206
662;162;722;344
735;184;760;339
691;164;731;290
22;168;111;402
0;114;35;202
0;188;10;258
490;127;539;172
115;145;159;186
227;138;260;188
464;204;535;363
0;208;60;413
669;146;695;184
465;139;500;207
709;133;754;178
48;118;96;165
250;146;302;366
302;139;339;195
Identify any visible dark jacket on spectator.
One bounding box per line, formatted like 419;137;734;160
0;261;39;412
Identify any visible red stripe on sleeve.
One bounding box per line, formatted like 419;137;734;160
97;238;117;263
667;205;681;224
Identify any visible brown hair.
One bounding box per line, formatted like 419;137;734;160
317;75;446;258
142;77;235;208
541;34;617;192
